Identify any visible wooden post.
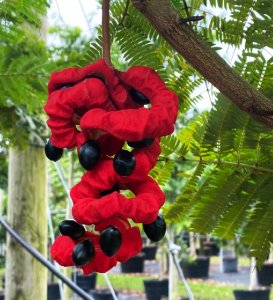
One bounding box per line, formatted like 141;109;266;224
5;146;47;300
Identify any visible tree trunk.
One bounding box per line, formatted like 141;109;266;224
189;232;196;257
249;257;259;290
5;146;47;300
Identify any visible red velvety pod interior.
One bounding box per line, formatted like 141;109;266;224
95;217;131;233
51;231;98;267
70;138;161;204
72;138;161;199
47;60;179;274
119;66;179;126
48;59;140;110
76;231;118;274
45;77;111;149
50;223;141;274
50;231;118;274
71;175;165;225
95;217;142;263
81;246;118;275
51;235;75;267
70;139;164;224
126;138;161;182
76;131;124;157
48;60;120;98
80;66;179;141
45;59;144;149
116;226;142;262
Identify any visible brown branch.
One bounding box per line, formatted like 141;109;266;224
102;0;112;66
182;0;190;18
132;0;273;128
180;16;204;24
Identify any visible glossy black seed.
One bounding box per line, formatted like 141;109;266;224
60;83;74;89
100;227;122;257
72;239;95;267
100;184;120;197
129;88;150;105
113;150;136;177
79;140;100;170
143;215;166;242
59;220;85;240
45;140;63;162
128;138;154;149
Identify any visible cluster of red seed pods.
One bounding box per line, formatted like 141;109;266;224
44;59;178;274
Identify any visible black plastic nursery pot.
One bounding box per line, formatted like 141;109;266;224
142;246;157;260
180;256;210;279
257;263;273;286
47;282;60;300
233;289;271;300
144;279;168;300
90;289;118;300
121;253;145;273
222;257;238;273
203;241;220;256
196;247;212;256
74;272;97;292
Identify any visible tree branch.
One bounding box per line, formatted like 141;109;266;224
102;0;112;66
132;0;273;128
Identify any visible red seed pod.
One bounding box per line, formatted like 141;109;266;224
47;60;178;274
80;66;179;142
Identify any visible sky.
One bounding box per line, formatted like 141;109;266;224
49;0;101;36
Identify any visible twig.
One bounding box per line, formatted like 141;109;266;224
180;16;204;24
181;0;203;27
158;156;273;174
119;0;130;26
182;0;190;19
102;0;112;66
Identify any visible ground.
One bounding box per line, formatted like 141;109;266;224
93;257;272;300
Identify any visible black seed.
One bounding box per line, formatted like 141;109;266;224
113;150;136;177
60;83;74;89
100;227;122;257
129;88;150;105
72;239;95;267
78;140;100;170
100;184;120;197
128;138;154;148
45;140;63;162
143;215;166;242
59;220;85;240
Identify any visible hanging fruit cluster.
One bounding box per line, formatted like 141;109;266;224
44;59;178;274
